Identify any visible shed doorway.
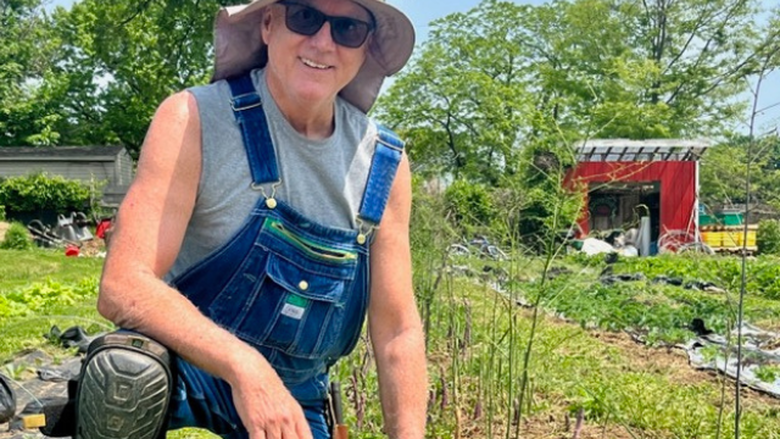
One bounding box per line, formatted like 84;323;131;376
588;182;661;241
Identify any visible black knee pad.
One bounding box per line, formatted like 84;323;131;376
74;332;173;439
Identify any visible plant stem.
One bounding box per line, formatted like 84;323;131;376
736;48;775;438
514;185;563;439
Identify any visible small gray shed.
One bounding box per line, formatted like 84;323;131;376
0;146;134;205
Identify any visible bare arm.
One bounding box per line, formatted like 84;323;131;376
368;153;428;439
99;91;311;439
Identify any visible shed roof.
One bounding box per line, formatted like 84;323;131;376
0;146;126;162
575;139;713;162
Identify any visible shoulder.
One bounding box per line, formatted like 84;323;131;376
139;92;200;151
156;91;198;122
136;91;202;184
186;81;233;119
187;80;230;102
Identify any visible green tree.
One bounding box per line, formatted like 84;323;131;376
1;0;247;156
46;0;237;156
0;0;62;146
374;1;535;185
375;0;775;181
699;8;780;211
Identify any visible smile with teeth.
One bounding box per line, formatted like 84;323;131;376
301;57;331;69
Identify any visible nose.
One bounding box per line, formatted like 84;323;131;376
308;20;337;50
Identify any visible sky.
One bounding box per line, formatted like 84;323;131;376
46;0;779;134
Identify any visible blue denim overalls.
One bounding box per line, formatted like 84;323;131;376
164;74;404;438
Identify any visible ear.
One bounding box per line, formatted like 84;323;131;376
260;7;275;43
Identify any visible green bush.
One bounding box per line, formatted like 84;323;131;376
0;205;5;221
758;219;780;255
0;173;96;215
1;222;33;250
444;179;497;235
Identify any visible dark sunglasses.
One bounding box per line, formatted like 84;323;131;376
278;1;375;48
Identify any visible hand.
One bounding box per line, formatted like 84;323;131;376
230;367;313;439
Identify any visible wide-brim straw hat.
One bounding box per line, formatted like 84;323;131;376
212;0;415;113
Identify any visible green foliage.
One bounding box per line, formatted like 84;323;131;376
409;175;456;347
699;344;725;364
758;219;780;255
0;172;94;214
700;136;780;210
755;365;780;383
375;0;770;182
0;0;246;154
0;205;5;221
0;222;32;250
0;248;108;359
0;0;63;146
514;254;780;345
443;179;497;235
509;139;583;250
0;277;98;318
612;254;780;302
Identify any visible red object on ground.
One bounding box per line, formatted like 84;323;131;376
96;219;112;239
65;245;80;257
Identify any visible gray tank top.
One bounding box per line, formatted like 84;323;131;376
166;69;377;280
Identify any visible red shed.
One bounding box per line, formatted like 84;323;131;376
566;139;712;249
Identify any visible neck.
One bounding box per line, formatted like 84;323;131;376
265;74;336;140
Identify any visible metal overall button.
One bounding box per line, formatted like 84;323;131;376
251;180;282;210
355;218;376;245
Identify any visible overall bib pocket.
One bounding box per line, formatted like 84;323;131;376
224;218;360;359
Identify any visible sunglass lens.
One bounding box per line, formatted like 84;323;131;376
286;4;325;36
331;18;369;48
282;2;371;48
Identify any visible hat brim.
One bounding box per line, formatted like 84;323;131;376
211;0;415;113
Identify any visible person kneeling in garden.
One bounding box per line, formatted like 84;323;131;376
55;1;427;438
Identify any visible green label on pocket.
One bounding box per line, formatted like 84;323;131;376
286;294;309;307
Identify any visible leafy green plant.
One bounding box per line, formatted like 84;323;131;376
700;344;724;364
1;277;99;318
0;172;96;215
754;365;780;383
0;222;33;250
0;205;5;221
758;219;780;255
444;179;498;236
511;255;780;346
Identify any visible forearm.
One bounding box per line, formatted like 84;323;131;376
372;324;428;439
99;270;275;387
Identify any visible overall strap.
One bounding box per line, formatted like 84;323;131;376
357;125;405;233
226;74;280;186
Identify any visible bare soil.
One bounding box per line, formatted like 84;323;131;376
0;221;8;242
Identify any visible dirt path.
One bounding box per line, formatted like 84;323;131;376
0;222;8;243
